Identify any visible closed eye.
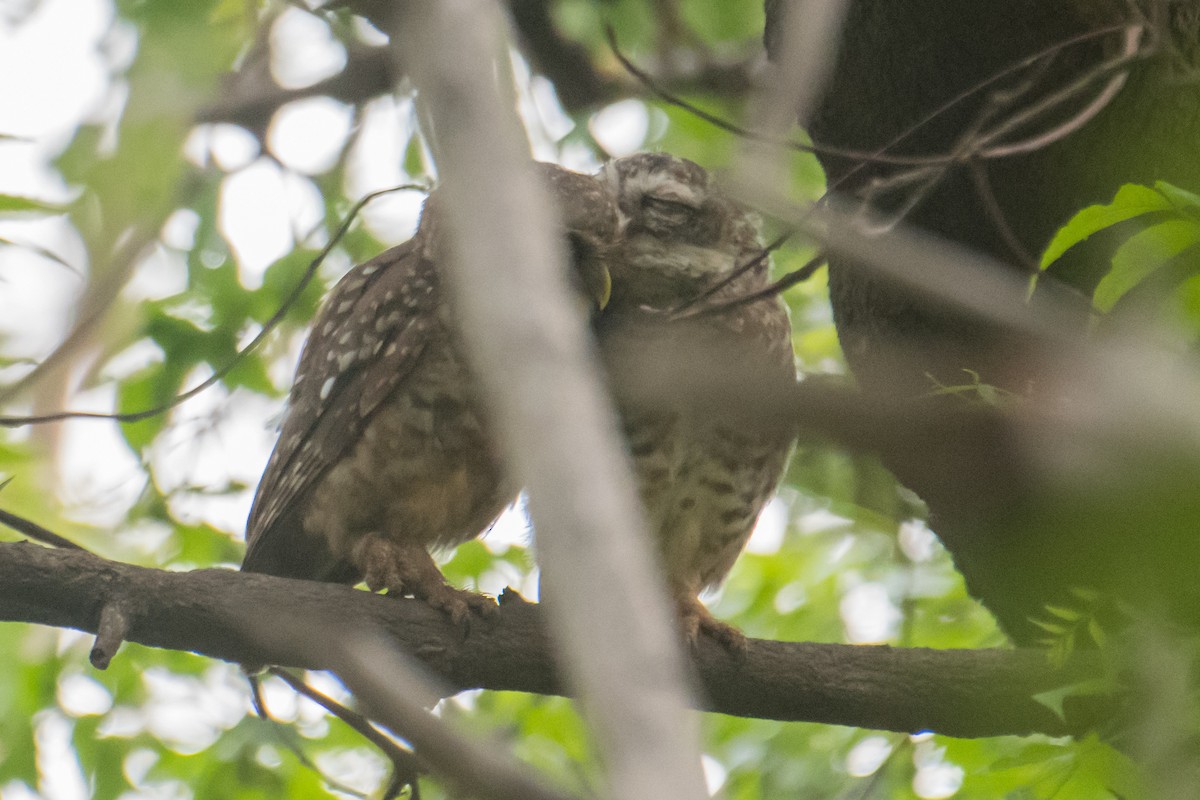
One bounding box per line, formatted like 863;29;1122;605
640;194;698;225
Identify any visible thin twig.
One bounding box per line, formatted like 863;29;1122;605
0;184;428;429
967;160;1040;273
977;24;1148;158
0;485;84;550
606;27;935;168
268;667;424;798
667;230;792;315
835;24;1145;242
248;674;376;800
607;23;1135;174
671;252;826;320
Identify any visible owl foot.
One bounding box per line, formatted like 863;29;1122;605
677;595;748;657
417;582;499;631
353;534;498;629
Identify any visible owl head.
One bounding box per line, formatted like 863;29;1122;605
600;153;764;310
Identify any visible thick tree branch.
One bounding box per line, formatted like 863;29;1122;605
0;542;1110;739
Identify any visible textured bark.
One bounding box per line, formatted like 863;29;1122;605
0;541;1110;739
769;0;1200;642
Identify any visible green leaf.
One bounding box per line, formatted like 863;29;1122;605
0;237;80;273
1028;617;1067;636
1040;183;1173;270
441;539;501;583
1042;604;1082;622
116;362;186;451
1082;737;1147;799
1093;218;1200;312
254;250;328;327
1154;180;1200;216
223;351;274;395
402;130;427;179
1087;618;1108;649
0;194;66;216
682;0;764;43
1032;678;1114;720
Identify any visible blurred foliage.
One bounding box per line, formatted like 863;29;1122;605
1043;182;1200;345
0;0;1184;799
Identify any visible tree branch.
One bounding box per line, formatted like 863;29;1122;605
0;541;1110;739
388;4;709;799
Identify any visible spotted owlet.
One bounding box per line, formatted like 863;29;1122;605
597;153;796;650
241;163;618;624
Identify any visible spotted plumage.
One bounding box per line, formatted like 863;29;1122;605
243;154;793;646
242;164;618;623
598;153;795;651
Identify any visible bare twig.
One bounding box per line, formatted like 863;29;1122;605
328;634;581;800
667;231;792;315
967;160;1040;273
672;252;826;320
0;184;427;429
267;667;424;798
243;606;581;800
0;490;84;550
606;27;923;167
608;23;1136;172
90;602;130;669
979;24;1146;158
248;674;378;800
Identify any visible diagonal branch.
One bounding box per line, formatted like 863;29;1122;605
387;4;710;799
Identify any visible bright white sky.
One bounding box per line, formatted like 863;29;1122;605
0;4;952;798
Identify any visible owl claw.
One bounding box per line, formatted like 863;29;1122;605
698;617;748;657
678;596;748;657
423;584;498;631
353;534;497;629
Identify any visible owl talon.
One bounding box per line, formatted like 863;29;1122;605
353;534;496;627
421;584;498;630
699;617;748;656
678;596;747;657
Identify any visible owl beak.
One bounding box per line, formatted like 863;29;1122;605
574;264;611;320
568;232;613;312
594;265;612;310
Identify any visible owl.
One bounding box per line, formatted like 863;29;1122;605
243;154;794;652
597;153;796;651
241;163;618;625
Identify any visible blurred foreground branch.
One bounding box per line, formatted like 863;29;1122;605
0;541;1109;739
388;3;708;799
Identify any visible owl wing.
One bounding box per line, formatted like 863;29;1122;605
242;233;443;578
